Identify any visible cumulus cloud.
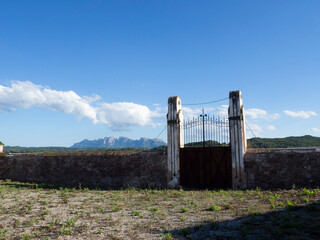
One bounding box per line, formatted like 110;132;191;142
181;105;229;120
96;102;163;130
245;122;276;138
265;125;276;131
284;110;317;119
246;108;280;120
245;122;263;138
0;81;163;130
312;127;320;132
216;105;229;118
182;107;215;120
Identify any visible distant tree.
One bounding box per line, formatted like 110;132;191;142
247;135;320;148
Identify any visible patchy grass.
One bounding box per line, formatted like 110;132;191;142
0;180;319;239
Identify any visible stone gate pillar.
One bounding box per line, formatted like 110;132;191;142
167;96;184;188
229;90;247;189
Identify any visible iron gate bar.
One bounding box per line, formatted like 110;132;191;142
183;113;230;147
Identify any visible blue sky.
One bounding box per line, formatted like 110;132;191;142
1;0;320;147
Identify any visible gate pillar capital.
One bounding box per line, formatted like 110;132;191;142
229;90;247;189
167;96;184;188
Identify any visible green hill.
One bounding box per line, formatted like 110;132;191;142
247;135;320;148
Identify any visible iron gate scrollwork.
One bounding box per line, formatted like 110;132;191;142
183;111;230;148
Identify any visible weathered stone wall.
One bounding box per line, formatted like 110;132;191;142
0;151;167;189
1;149;319;190
245;148;320;189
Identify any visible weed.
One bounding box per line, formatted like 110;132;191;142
132;211;141;217
0;229;7;240
110;193;117;198
66;217;78;227
98;207;104;213
181;207;188;213
302;188;318;196
162;233;172;240
269;193;280;203
208;205;221;211
248;208;261;216
285;201;296;210
112;206;122;212
149;207;159;212
280;219;302;229
25;220;35;227
180;228;191;237
106;214;113;221
26;204;32;213
60;225;72;235
13;218;21;228
225;204;233;209
306;203;317;211
22;233;31;240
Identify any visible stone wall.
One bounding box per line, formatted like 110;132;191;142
0;151;167;189
1;148;319;190
245;148;320;189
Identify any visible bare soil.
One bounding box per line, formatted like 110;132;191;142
0;180;319;240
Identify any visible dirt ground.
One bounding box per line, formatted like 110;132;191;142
0;180;319;240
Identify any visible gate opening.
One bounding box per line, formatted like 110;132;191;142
180;110;232;189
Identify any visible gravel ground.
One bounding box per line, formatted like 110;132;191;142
0;180;319;240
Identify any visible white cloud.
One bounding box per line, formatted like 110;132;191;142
0;81;164;130
284;110;317;119
83;94;101;103
246;108;280;120
265;125;276;131
216;105;229;118
96;102;162;130
181;105;228;120
182;107;215;120
0;81;98;122
245;122;262;138
245;123;276;138
312;127;320;132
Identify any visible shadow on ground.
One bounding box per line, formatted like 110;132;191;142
162;201;320;240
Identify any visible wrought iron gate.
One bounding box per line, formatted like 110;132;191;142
180;112;232;189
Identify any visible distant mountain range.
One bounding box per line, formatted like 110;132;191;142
4;135;320;153
70;136;166;149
